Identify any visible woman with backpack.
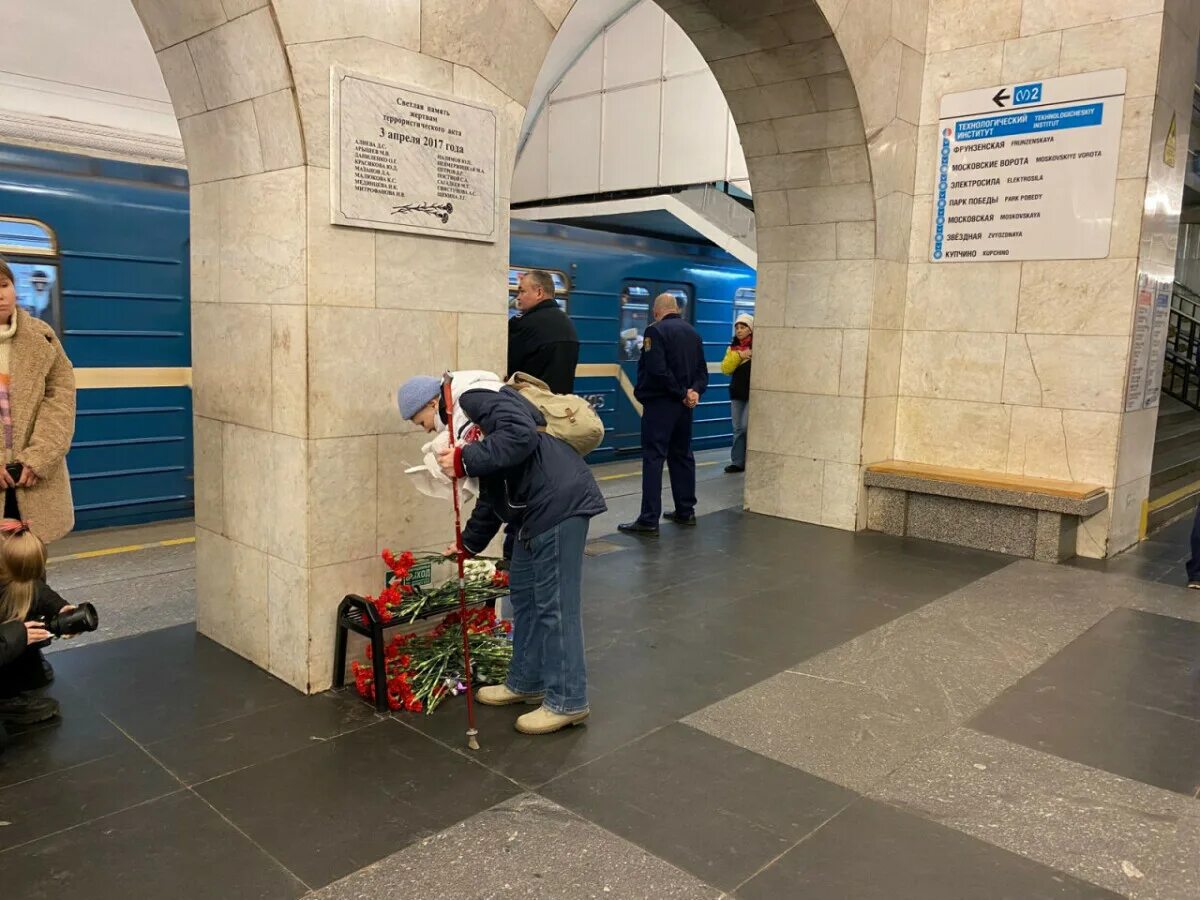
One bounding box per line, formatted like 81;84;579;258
721;313;753;474
397;372;606;735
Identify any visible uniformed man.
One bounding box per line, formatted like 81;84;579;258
619;293;708;536
507;270;579;394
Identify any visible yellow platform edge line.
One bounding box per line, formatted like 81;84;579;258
48;535;196;564
1145;476;1200;514
1140;475;1200;540
596;460;719;482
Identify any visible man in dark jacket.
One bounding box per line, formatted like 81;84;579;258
398;373;606;735
507;270;579;394
619;294;708;535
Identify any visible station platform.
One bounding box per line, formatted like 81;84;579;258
3;462;1200;899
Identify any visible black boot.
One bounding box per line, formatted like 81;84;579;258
618;521;659;536
663;511;697;526
0;692;60;726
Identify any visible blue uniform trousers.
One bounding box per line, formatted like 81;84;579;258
637;398;696;525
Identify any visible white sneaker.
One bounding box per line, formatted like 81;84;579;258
515;705;590;734
476;684;544;706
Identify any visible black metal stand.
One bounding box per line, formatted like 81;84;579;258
333;595;392;712
332;589;508;713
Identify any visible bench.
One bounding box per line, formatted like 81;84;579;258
863;460;1109;562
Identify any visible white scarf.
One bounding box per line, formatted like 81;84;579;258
406;371;505;502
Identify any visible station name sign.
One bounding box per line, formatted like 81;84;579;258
931;69;1126;263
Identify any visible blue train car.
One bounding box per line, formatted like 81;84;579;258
0;144;192;530
509;218;756;461
0;146;752;530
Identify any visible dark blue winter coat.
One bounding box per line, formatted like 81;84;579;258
455;387;606;555
634;313;708;403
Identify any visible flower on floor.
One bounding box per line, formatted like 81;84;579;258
351;606;513;714
351;547;514;714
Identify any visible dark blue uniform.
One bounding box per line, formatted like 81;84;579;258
632;313;708;525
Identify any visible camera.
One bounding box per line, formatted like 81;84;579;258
42;602;99;637
5;463;22;483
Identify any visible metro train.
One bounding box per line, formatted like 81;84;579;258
0;144;756;529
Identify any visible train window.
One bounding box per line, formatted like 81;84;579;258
733;286;756;320
508;266;569;320
0;217;61;333
0;218;56;256
619;281;692;361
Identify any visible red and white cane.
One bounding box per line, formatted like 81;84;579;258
442;373;480;751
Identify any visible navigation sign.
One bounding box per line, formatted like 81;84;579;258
930;69;1126;263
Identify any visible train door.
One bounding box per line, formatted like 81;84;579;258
615;279;693;452
0;217;62;333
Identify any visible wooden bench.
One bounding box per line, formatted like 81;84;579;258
863;460;1109;562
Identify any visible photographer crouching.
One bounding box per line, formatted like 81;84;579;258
0;521;95;754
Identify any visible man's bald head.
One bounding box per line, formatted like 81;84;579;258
652;293;679;321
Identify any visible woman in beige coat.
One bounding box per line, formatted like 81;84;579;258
0;258;76;542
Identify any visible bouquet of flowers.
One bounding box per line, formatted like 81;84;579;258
363;549;510;624
351;606;513;714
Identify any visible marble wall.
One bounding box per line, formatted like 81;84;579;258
135;0;1199;691
662;0;926;530
896;0;1197;557
136;0;532;691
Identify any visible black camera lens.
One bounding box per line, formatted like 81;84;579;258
46;602;98;637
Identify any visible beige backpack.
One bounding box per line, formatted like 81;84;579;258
506;372;604;456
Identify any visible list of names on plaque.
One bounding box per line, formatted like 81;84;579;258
331;67;498;242
931;69;1126;263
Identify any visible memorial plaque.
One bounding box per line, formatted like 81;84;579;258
930;69;1126;262
330;66;498;242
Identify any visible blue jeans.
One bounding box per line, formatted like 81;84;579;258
730;399;748;468
504;516;589;714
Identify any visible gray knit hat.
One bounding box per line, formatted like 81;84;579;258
397;375;441;420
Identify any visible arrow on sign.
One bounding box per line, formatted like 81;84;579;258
992;88;1010;108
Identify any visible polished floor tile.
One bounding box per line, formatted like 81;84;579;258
736;797;1122;899
311;794;724;900
194;719;519;888
2;790;306;899
541;723;854;892
874;729;1200;899
17;506;1195;900
971;609;1200;796
0;683;129;789
0;746;179;851
48;624;299;744
147;690;382;785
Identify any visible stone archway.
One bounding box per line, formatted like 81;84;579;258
658;0;921;530
130;0;916;691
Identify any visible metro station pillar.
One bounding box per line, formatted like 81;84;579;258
139;0;554;691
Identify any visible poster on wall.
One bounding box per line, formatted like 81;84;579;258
930;69;1126;263
1142;277;1173;410
330;66;498;242
1124;273;1154;412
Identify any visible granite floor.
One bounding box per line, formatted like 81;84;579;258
3;506;1199;898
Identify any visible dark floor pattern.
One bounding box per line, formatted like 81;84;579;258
3;508;1191;898
971;608;1200;798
